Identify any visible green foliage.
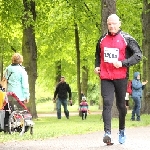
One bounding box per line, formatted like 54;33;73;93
36;100;99;113
35;0;144;101
87;81;100;104
117;0;143;79
0;0;23;69
35;0;101;94
36;97;51;104
0;0;145;105
117;0;143;45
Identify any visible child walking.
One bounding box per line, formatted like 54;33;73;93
79;97;89;120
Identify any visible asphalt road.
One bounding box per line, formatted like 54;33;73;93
0;126;150;150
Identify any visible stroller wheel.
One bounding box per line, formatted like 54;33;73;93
4;127;9;134
8;111;25;135
30;126;33;135
19;117;25;136
8;112;15;134
4;124;9;134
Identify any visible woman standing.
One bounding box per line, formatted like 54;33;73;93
5;53;30;103
131;72;148;121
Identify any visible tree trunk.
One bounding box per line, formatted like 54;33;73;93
55;61;61;84
101;0;118;117
22;0;37;118
81;65;88;97
101;0;116;34
0;52;3;80
74;23;81;116
141;1;150;114
53;61;62;111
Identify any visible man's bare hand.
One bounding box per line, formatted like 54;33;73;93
24;99;29;103
113;61;122;68
94;67;100;74
69;100;72;106
53;99;56;103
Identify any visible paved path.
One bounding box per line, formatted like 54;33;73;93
0;126;150;150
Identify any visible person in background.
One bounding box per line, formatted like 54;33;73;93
80;91;85;102
53;76;72;119
125;92;129;114
79;96;89;120
5;53;30;104
131;72;148;121
0;84;7;110
94;14;142;145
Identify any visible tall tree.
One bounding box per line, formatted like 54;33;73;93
101;0;116;34
74;22;81;106
101;0;118;117
22;0;37;118
53;61;62;111
0;52;3;80
141;0;150;114
35;0;100;100
81;65;88;97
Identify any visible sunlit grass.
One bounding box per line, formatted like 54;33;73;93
36;101;100;113
0;113;150;143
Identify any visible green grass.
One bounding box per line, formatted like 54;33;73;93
36;101;100;113
0;113;150;143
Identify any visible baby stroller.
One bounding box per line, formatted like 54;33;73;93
0;91;34;135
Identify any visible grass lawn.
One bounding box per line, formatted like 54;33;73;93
1;101;150;142
0;111;150;143
36;100;100;114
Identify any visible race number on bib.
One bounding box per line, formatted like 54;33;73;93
104;47;119;63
